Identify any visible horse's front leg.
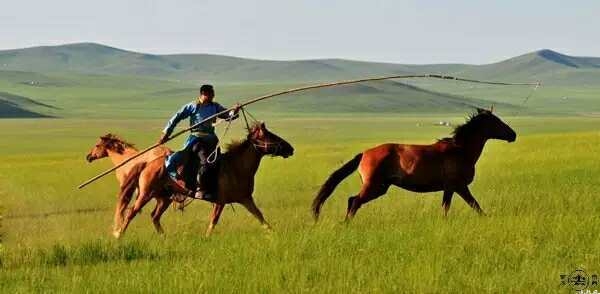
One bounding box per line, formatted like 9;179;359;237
456;186;486;216
113;193;123;233
240;198;272;231
116;190;154;239
113;184;136;236
205;203;224;237
151;196;172;234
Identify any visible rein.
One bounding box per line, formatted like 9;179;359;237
206;117;234;164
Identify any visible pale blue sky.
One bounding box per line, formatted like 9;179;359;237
1;0;598;64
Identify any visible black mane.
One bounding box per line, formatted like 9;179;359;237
436;111;489;144
223;139;251;158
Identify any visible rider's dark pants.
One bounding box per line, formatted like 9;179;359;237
192;134;219;191
165;133;219;191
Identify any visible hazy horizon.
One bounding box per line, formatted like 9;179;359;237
2;0;599;65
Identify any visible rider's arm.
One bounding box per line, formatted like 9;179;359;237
162;103;193;137
215;103;240;121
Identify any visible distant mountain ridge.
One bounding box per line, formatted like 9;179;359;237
536;49;600;68
1;43;598;84
1;43;599;118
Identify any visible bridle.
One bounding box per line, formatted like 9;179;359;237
250;137;284;156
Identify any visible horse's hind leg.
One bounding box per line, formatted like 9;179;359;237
345;181;390;221
456;186;486;216
240;198;272;231
205;203;224;237
346;195;358;215
151;196;172;234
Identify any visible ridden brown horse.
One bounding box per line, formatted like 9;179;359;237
85;134;172;232
115;122;294;238
312;108;516;221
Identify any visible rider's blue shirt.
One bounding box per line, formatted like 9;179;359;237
162;101;230;137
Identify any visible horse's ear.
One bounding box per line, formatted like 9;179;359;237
249;123;263;136
476;107;486;114
490;104;495;113
260;121;266;129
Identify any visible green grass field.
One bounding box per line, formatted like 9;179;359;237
1;114;599;292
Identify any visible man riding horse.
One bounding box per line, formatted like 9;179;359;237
157;84;240;201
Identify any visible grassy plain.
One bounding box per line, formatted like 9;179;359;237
2;42;600;292
1;114;599;293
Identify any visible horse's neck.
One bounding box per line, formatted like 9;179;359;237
228;142;263;176
460;134;488;165
107;148;138;166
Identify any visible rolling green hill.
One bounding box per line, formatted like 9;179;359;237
0;43;599;118
0;92;54;118
454;49;600;86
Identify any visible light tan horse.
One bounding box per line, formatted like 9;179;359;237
116;122;294;238
86;134;172;233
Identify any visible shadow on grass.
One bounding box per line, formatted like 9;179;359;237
4;207;111;220
0;91;59;118
2;239;171;269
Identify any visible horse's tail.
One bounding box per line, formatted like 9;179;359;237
119;162;147;201
312;153;362;221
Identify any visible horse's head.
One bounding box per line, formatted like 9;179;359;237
86;134;131;162
248;122;294;158
474;107;517;142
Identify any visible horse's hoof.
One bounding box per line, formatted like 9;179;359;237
205;226;214;237
262;224;273;232
112;231;121;239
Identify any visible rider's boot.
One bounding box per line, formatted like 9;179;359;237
194;165;218;202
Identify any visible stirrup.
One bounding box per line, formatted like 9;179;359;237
194;190;217;202
170;193;188;203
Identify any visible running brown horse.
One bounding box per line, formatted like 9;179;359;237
85;134;172;233
115;122;294;238
312;108;516;221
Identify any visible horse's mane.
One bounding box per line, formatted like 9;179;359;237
101;133;137;154
222;122;263;158
223;139;251;158
451;111;489;143
436;110;489;145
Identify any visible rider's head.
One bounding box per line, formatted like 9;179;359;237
199;84;215;103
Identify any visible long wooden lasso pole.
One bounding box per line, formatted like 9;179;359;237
77;73;540;189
